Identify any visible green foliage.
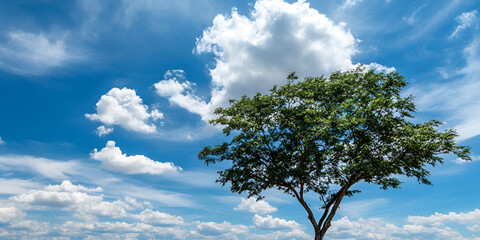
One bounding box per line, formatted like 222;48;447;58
198;67;470;238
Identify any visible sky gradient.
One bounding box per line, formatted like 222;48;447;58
0;0;479;239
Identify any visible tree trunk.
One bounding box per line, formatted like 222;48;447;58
314;227;323;240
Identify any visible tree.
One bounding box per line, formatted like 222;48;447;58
198;68;470;240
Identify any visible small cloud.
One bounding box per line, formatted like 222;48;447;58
363;62;396;73
90;141;182;175
130;209;184;226
402;4;428;25
96;125;114;137
340;0;363;10
154;70;211;122
253;214;300;230
194;221;249;236
234;197;277;214
86;87;163;134
0;137;4;144
0;31;78;75
454;155;479;164
450;10;477;39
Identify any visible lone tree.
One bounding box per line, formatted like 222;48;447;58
198;68;470;240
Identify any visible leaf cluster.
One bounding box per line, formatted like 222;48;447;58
198;67;470;204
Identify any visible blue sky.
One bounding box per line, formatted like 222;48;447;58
0;0;479;239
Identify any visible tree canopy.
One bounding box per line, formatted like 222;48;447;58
198;68;470;240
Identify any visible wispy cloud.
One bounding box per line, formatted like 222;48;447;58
402;4;428;25
0;155;79;179
450;10;477;38
411;38;480;141
0;31;79;75
340;0;363;10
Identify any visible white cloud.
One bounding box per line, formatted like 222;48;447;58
86;87;163;134
0;137;4;144
0;178;42;195
154;70;211;122
253;214;300;230
96;125;114;137
363;63;396;73
0;31;76;75
90;141;181;175
407;209;480;226
10;181;136;219
234;197;277;214
328;214;480;240
455;155;480;164
412;38;480;141
43;180;102;193
246;229;311;240
0;207;25;224
340;0;363;10
157;0;356;122
195;221;249;236
0;155;79;179
130;209;184;226
55;221;188;239
450;10;477;38
402;4;428;25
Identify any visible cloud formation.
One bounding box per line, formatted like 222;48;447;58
156;0;356;122
450;10;477;38
253;214;300;230
0;31;76;75
234;197;278;214
10;181;137;219
86;87;163;134
413;38;480;141
0;155;79;179
328;214;480;240
130;209;184;226
91;141;181;175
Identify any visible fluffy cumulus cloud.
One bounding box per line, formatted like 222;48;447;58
0;207;25;224
54;221;188;239
130;209;184;226
90;141;181;174
328;213;480;240
0;31;77;75
407;209;480;227
86;87;164;134
363;62;396;73
253;214;300;230
234;197;278;214
155;0;357;122
10;181;136;219
154;70;210;121
450;10;477;38
96;125;114;137
194;221;249;236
